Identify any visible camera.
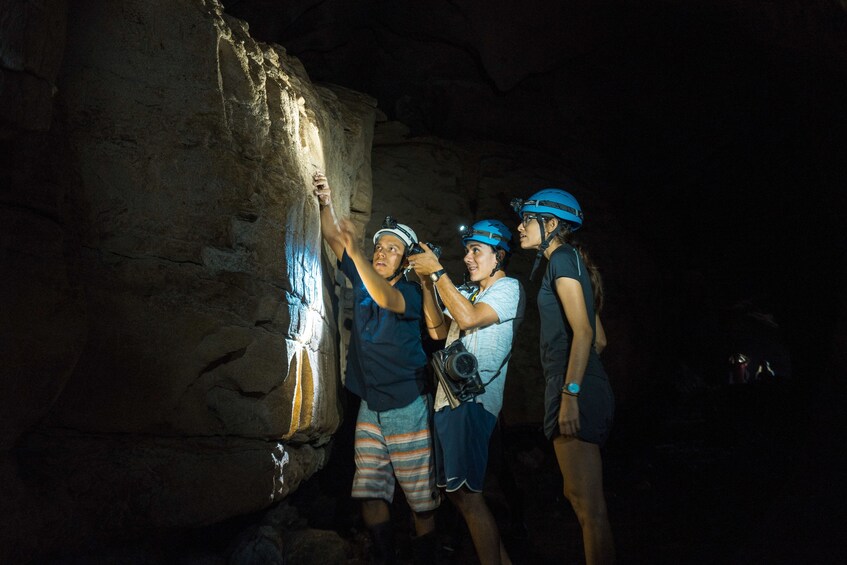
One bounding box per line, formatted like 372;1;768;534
431;340;485;403
408;241;442;258
441;341;479;383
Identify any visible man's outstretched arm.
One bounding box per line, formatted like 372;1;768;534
313;171;344;259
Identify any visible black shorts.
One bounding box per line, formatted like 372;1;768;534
544;372;614;446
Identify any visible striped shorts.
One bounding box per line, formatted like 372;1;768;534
351;395;440;513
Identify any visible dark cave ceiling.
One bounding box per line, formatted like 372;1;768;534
222;1;846;325
221;0;847;156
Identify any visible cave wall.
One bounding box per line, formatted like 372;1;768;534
1;0;375;560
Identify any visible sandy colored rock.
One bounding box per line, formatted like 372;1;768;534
2;1;375;561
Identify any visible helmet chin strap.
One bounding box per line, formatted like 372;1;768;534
529;218;562;280
386;264;406;282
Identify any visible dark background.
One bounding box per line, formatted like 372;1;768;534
224;0;846;387
220;1;847;562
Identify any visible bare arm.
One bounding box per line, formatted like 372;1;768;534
555;276;594;436
557;277;594;386
433;273;499;331
313;172;344;259
338;219;407;314
409;243;499;331
314;172;406;313
594;314;607;354
421;279;450;340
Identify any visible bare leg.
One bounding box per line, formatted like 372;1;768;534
553;436;615;565
411;509;436;536
362;499;395;564
500;539;512;565
361;498;391;527
410;510;438;565
448;487;510;565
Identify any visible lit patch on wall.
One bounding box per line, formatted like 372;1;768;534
269;442;290;501
285;214;325;319
303;118;325;174
283;345;316;440
282;201;327;439
279;106;337;439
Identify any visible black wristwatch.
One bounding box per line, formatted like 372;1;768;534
430;269;445;283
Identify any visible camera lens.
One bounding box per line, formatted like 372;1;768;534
445;350;478;381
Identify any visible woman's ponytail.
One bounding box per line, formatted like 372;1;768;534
574;243;604;314
555;228;604;313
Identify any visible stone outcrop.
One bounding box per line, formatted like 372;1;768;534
1;0;374;561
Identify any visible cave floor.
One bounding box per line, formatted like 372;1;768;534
36;383;846;564
302;383;846;565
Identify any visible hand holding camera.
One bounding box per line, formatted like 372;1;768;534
408;241;443;280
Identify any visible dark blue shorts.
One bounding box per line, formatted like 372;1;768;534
433;401;498;493
544;372;614;445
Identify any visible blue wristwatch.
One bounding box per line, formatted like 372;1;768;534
562;382;581;396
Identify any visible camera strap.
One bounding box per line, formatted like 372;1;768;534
432;281;514;409
459;286;512;389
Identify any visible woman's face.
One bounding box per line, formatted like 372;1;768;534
517;213;547;250
463;242;499;283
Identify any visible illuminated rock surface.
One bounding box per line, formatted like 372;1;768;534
1;1;372;560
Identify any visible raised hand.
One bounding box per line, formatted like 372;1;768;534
337;217;360;256
313;171;331;206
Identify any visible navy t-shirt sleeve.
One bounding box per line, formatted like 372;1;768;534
549;247;581;282
396;280;423;320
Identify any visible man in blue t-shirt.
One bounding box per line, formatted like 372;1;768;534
410;219;525;565
313;172;439;564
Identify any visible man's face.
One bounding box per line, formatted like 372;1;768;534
464;241;499;282
372;233;407;278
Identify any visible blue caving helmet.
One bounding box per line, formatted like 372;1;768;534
513;188;583;231
459;219;512;278
460;219;512;253
511;188;584;280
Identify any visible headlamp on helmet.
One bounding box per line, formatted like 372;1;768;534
372;216;418;254
458;219;512;253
